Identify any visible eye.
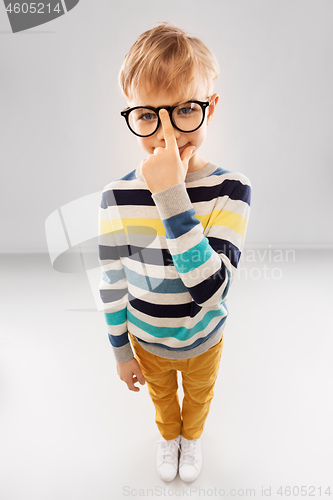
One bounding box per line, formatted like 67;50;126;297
177;105;192;116
139;112;157;121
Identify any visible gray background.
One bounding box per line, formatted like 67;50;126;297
1;0;332;252
1;2;333;500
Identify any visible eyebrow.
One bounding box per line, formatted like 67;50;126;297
123;96;211;115
126;99;191;110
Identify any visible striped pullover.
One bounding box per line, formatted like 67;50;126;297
98;161;251;363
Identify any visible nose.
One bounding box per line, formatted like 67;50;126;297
156;113;181;141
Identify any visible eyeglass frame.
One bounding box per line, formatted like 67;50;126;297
120;97;212;138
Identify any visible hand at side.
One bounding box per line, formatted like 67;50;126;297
116;357;146;392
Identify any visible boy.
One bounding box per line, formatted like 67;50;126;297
98;22;251;482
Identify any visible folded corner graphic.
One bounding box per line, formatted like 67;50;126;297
45;191;165;311
63;0;80;12
4;0;80;33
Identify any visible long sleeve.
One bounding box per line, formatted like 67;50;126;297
98;189;134;363
151;175;251;307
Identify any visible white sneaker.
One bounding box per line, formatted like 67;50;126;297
179;435;203;482
156;434;181;482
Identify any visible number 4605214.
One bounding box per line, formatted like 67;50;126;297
5;3;62;14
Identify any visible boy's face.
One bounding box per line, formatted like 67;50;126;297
126;80;219;173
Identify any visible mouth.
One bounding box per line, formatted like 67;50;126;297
178;142;191;154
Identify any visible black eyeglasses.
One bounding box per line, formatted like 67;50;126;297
120;99;211;137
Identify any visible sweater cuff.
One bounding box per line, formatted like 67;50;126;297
112;342;134;363
151;182;192;220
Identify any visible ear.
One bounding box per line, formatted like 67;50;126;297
206;93;219;125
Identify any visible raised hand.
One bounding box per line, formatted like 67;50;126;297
140;109;196;194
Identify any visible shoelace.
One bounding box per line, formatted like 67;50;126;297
157;438;180;465
180;439;197;465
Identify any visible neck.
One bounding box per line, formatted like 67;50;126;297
187;154;209;173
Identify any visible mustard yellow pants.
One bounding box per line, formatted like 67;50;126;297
128;332;224;441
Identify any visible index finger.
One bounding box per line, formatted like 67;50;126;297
159;109;178;150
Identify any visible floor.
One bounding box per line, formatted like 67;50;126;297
0;249;332;500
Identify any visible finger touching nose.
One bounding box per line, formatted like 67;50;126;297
156;121;180;141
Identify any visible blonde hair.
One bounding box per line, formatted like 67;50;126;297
118;22;220;103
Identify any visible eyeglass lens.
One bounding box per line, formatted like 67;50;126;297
128;102;203;136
